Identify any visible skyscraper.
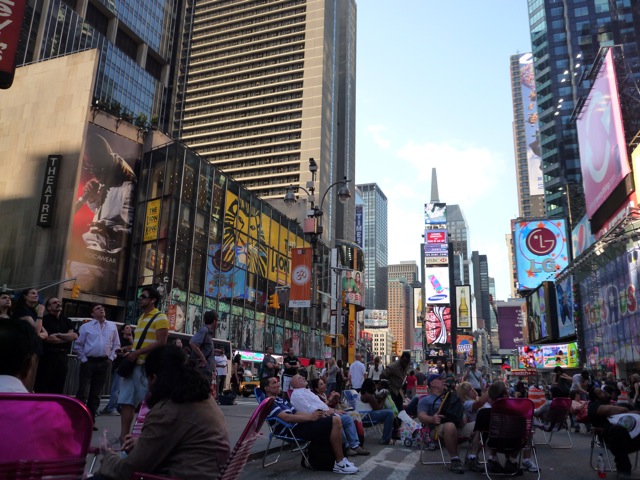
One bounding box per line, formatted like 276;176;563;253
357;183;388;309
175;0;358;244
510;53;545;219
18;0;179;124
526;0;640;223
447;204;470;285
471;251;490;331
388;262;418;352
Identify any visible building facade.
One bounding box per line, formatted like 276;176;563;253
388;262;417;352
447;204;470;285
174;0;358;244
357;183;388;310
471;251;490;332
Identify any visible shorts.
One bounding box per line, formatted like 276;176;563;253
290;415;333;441
433;421;475;439
118;364;148;408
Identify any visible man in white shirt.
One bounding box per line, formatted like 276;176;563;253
289;374;369;456
214;349;228;395
74;303;120;424
0;318;39;393
348;354;366;392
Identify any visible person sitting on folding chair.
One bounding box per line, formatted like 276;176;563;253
260;376;359;474
359;378;396;445
588;386;640;479
456;381;489;472
417;373;470;474
290;374;369;456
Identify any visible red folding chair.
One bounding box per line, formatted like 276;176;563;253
132;397;275;480
0;393;93;479
535;397;573;448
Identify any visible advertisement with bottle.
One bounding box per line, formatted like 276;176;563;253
456;285;472;329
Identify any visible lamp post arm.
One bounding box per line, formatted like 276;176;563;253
319;177;351;213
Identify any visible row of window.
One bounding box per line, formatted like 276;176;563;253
195;6;306;37
180;102;302;130
190;25;305;57
183;93;303;119
184;81;303;110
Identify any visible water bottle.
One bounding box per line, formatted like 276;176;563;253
597;453;606;478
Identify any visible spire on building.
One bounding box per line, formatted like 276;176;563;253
430;168;440;202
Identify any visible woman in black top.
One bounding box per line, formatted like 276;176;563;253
12;288;48;391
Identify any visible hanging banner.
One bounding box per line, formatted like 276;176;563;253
289;248;312;307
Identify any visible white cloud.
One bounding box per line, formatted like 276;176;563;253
366;124;392;150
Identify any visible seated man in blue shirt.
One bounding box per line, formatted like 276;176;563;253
260;376;359;475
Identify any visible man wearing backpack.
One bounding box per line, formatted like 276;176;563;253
417;373;468;474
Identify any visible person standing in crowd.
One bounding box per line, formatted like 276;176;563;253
415;366;427;387
282;347;300;394
443;360;456;389
405;370;417;399
96;345;230;480
348;353;366;392
260;346;277;378
35;297;77;393
119;287;169;441
336;359;347;394
12;288;48;391
74;304;120;426
214;349;228;395
0;319;39;393
324;357;338;395
307;357;319;382
381;351;411;412
368;356;384;387
189;311;217;382
102;324;134;415
463;360;482;394
230;353;243;396
0;289;13;319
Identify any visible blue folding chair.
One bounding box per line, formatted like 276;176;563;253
343;389;383;438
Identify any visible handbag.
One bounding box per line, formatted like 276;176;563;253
115;313;160;378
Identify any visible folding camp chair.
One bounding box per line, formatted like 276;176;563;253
480;398;540;480
343;389;383;438
535;397;573;448
589;426;639;473
0;393;94;479
262;414;310;467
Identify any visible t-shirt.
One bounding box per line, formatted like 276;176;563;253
418;394;442;417
262;354;276;378
215;354;228;376
463;399;478;422
368;365;383;381
189;325;213;365
42;313;75;353
283;355;299;376
349;360;366;389
466;369;482;389
406;375;417;389
134;308;169;364
268;396;298;435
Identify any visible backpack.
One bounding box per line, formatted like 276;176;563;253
303;440;336;470
437;391;465;428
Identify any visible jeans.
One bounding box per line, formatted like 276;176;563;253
326;382;337;395
339;413;360;448
104;373;122;412
364;409;395;442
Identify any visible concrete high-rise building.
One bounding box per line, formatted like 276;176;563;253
526;0;640;224
447;205;470;285
175;0;358;244
18;0;180;125
388;262;418;352
364;328;394;365
357;183;388;310
471;251;490;331
510;53;545;219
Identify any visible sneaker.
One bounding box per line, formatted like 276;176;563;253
522;459;538;472
353;446;370;456
504;460;522;475
488;459;504;473
450;458;465;474
345;448;359;457
333;459;359;474
465;456;482;472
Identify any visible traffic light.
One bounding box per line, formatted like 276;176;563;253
336;334;345;347
268;293;280;309
71;284;81;299
341;290;347;308
392;340;398;355
324;335;333;346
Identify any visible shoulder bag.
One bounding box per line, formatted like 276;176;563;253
116;313;160;378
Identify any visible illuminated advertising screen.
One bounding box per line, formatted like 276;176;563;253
571;214;595;259
514;219;569;290
364;309;388;328
424;266;450;304
555;276;575;338
66;124;140;296
425;305;451;345
424;229;448;264
342;269;364;308
525;282;554;343
413;328;423;350
414;287;423;328
456;334;474;362
518;53;543;196
456;285;472;329
355;204;364;249
576;49;631;220
517;342;579;369
424;203;447;225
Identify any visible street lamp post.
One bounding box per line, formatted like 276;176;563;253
284;158;351;338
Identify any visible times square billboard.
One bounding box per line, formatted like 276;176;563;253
514;219;569;291
518;53;543;196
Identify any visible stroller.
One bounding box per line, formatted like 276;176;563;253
398;410;436;449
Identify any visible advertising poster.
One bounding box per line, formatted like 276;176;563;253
519;53;543;196
67;125;140;296
364;309;388;328
289;248;311;307
556;276;575;338
355;204;364;249
517;343;578;369
571;214;595;259
424;203;447;225
424;229;449;264
424;266;450;304
456;334;474;362
413;328;423;351
514;219;569;290
342;269;364;307
526;283;551;342
496;304;524;350
576;49;631;220
425;305;451;345
456;285;472;329
414;288;423;328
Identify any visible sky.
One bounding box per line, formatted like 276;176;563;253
355;1;533;300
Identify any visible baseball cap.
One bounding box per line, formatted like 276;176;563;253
427;373;445;386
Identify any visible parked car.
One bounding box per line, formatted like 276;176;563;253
240;374;260;397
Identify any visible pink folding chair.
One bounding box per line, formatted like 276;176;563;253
132;396;275;480
535;397;573;448
0;393;93;479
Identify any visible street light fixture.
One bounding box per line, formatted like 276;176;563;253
283;158;352;335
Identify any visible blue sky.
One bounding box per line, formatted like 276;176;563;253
355;1;533;300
